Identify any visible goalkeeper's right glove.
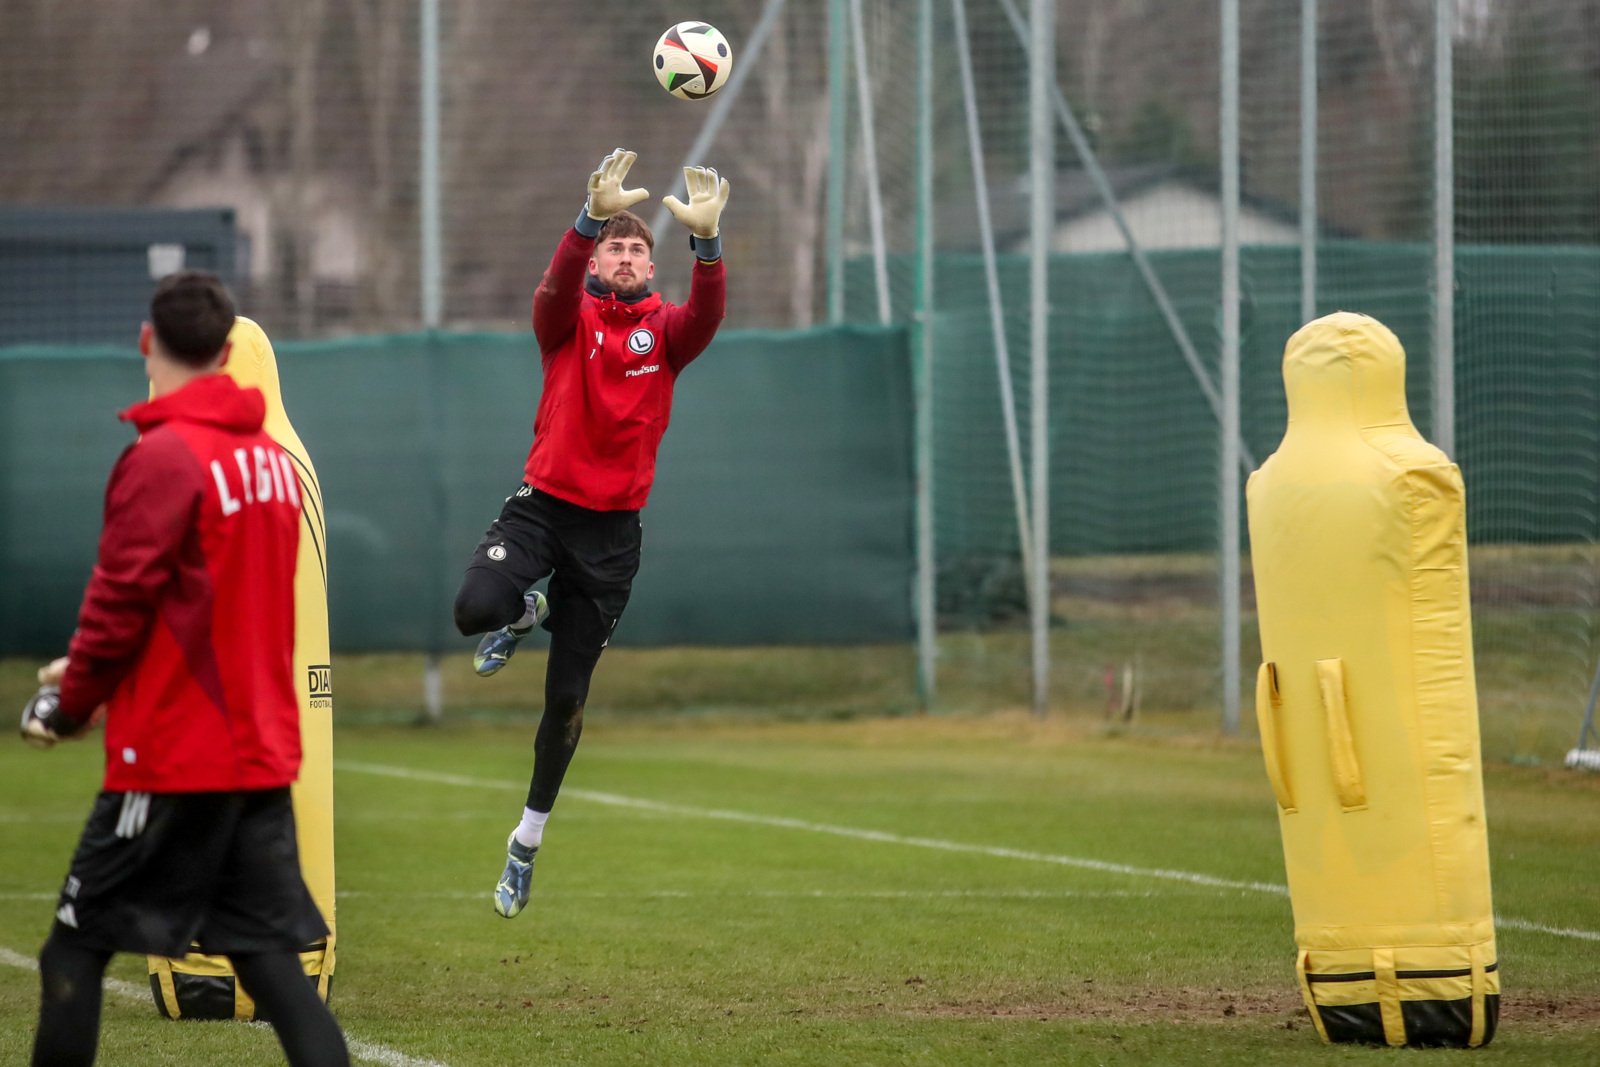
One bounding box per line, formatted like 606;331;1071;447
19;686;79;749
577;148;650;236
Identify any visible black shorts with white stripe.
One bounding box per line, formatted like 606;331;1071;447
51;788;327;958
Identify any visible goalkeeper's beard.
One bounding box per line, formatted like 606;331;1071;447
593;268;649;298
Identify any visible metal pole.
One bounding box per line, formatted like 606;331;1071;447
826;0;848;325
1027;0;1054;718
848;0;892;324
1220;0;1242;735
420;0;444;722
420;0;441;329
1432;0;1456;456
649;0;790;241
952;0;1035;588
912;0;937;708
1300;0;1318;325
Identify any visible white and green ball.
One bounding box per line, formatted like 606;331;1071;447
653;22;732;101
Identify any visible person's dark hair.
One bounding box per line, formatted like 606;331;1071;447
597;211;654;252
149;270;236;367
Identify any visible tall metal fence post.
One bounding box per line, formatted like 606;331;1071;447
1432;0;1456;456
1220;0;1243;734
1300;0;1318;325
420;0;444;722
1027;0;1054;717
827;0;847;325
912;0;937;708
848;0;892;325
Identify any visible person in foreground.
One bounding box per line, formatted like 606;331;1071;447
452;149;729;918
21;271;349;1067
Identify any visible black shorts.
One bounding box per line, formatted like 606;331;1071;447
464;484;643;656
51;787;327;958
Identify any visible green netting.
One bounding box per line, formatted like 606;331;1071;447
850;243;1599;570
0;326;915;656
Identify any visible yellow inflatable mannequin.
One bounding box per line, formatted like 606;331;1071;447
1246;312;1498;1047
147;317;337;1018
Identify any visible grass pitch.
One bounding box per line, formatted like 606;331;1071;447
2;659;1599;1065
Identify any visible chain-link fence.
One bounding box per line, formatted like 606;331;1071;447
3;1;1597;761
835;0;1598;762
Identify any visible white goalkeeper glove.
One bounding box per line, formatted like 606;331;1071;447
582;148;650;225
37;656;68;687
19;686;73;749
662;166;731;261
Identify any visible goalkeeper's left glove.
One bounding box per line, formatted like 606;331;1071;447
19;686;84;749
662;166;731;261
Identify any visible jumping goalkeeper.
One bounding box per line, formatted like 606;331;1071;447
451;148;729;918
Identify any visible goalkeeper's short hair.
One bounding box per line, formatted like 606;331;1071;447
597;211;654;252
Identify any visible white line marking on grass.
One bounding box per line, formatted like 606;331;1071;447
342;1039;454;1067
339;759;1600;943
340;761;1285;893
1497;917;1600;942
0;944;452;1067
333;888;1166;901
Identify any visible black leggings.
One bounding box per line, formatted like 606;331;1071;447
33;930;349;1067
528;634;603;812
453;567;607;815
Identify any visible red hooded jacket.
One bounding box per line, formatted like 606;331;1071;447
523;227;726;510
57;373;304;793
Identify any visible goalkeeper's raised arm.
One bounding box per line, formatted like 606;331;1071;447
452;149;728;920
661;163;730;370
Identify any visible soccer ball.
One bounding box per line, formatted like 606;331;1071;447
19;685;63;748
652;22;732;101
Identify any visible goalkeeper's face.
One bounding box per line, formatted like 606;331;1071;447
590;236;655;296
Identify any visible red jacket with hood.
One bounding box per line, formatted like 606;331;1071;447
523;227;726;510
57;373;304;793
